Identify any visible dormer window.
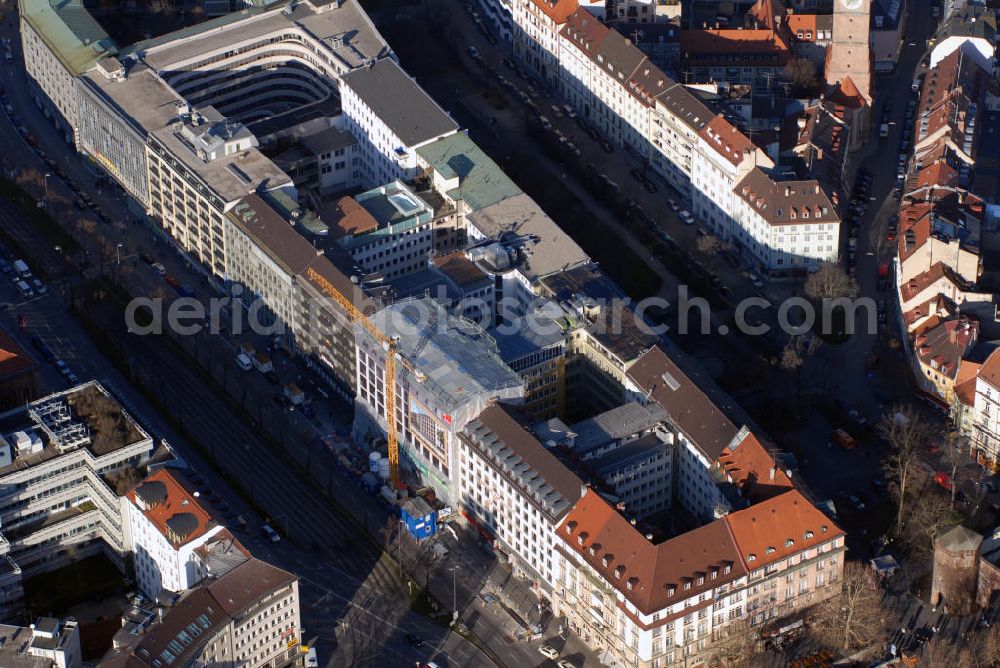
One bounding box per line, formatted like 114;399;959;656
786;539;794;547
667;586;675;597
683;581;691;590
766;547;775;554
711;570;717;580
627;577;638;591
696;577;704;586
724;565;731;574
615;565;626;579
748;554;756;562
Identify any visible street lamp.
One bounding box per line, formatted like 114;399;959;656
43;172;51;198
116;243;123;265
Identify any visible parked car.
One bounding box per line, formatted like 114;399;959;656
831;428;856;450
539;645;559;660
31;278;46;294
679;210;694;225
151;262;167;276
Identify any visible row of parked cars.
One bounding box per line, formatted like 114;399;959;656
30;335;78;384
0;254;46;300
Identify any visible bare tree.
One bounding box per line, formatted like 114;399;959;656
804;263;859;301
880;405;934;535
784;58;819;95
707;616;760;667
778;334;822;415
940;430;971;509
901;485;963;557
695;233;721;268
811;562;888;651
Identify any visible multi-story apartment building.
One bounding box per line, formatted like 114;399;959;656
649;85;714;203
127;468;225;599
331;181;434;279
512;0;577;88
458;405;583;590
224;194;323;340
0;382;154;618
555;485;844;668
971;350;1000;468
99;558;303;668
732;168;840;276
693;114;773;241
340;58;459;186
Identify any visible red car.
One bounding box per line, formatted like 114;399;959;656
886;230;896;241
934;471;951;490
164;275;180;289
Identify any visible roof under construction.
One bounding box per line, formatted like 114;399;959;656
365;297;523;413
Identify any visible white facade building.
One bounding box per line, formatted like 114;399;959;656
332;181;435;279
693;115;774;241
458;405;582;589
127;469;225;599
101;558;302;668
340;58;459;187
972;350;1000;467
513;0;576;88
732;169;840;275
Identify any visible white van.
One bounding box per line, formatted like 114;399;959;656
235;353;253;370
262;524;280;543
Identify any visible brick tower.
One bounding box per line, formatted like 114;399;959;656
825;0;872;102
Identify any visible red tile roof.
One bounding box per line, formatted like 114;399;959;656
734;168;838;227
681;29;791;65
979;348;1000;391
529;0;579;24
560;8;611;56
330;196;379;238
0;329;37;379
699;114;757;167
717;431;793;502
915;160;959;190
955;360;981;407
827;75;868;108
900;262;963;303
127;469;217;548
725;489;844;568
558;489;746;615
914;317;978;381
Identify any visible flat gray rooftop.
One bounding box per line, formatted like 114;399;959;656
570;402;669;455
590;432;667;475
81;65;182;135
341;58;459;148
151;125;292;205
368;298;523;411
466;193;589;281
133;0;389;73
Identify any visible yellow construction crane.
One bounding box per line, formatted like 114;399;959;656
305;267;402;489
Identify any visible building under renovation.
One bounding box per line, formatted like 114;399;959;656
353;297;524;500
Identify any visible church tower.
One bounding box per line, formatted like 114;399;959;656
825;0;872;101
